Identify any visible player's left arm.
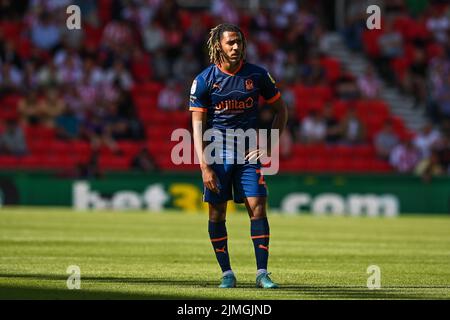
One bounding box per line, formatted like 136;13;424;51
268;96;288;138
246;71;288;161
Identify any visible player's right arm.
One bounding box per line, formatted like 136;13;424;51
192;111;220;194
190;75;220;194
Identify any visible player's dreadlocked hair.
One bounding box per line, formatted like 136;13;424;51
207;23;247;65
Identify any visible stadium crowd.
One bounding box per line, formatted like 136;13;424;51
0;0;449;177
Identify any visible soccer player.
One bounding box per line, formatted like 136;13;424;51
189;24;288;288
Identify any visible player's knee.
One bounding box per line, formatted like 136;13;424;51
249;204;267;220
209;203;227;222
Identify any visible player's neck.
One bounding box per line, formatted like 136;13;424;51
218;60;243;76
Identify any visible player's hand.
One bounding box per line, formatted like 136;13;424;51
201;166;220;194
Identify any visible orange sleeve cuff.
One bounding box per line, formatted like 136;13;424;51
189;107;207;113
265;92;281;104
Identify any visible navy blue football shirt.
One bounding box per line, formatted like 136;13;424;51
189;61;281;160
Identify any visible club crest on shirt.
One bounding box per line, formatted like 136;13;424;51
190;80;197;94
245;79;254;90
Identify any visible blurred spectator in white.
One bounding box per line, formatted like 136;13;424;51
30;12;61;51
413;123;441;159
143;19;166;53
300;110;326;144
211;0;239;25
357;65;381;99
77;73;98;116
122;0;153;30
390;139;421;173
273;0;298;30
63;85;85;121
157;80;183;111
37;61;59;87
56;53;83;85
0;118;28;156
339;107;366;145
374;121;399;160
82;57;105;86
426;5;449;44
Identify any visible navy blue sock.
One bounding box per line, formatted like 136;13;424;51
251;218;270;271
208;220;231;273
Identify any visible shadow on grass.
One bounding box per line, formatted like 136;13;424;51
0;273;448;300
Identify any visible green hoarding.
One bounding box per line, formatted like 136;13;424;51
1;171;449;215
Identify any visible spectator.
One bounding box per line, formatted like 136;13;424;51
390;138;421;173
80;112;119;153
0;40;23;69
143;19;166;53
157;80;183;111
55;108;80;140
30;12;61;51
374;121;400;160
434;135;450;174
18;90;41;126
323;103;341;144
402;47;428;108
415;150;445;182
104;60;134;90
37;61;59;88
300;110;326;144
0;118;28;156
339;107;366;145
0;63;22;94
76;150;102;179
38;88;66;127
300;52;326;86
426;5;449;45
413;123;441;159
131;147;158;171
357;65;382;99
172;46;200;84
335;74;360;100
377;18;404;82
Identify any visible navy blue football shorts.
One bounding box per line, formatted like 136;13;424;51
203;160;268;204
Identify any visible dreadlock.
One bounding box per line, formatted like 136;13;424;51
207;23;247;65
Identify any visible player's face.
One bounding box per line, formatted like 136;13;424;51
219;31;243;65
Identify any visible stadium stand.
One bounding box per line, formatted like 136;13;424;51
0;0;449;176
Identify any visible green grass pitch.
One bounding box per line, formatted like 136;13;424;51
0;207;449;300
